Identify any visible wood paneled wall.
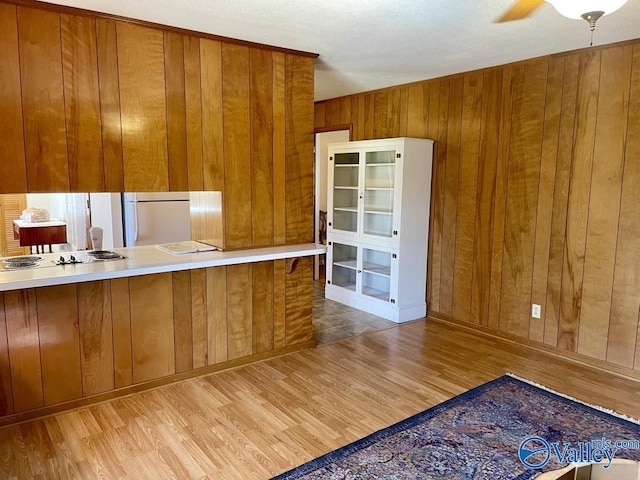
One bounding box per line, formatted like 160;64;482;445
0;1;315;248
315;40;640;374
0;258;313;422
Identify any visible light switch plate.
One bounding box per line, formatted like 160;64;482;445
532;304;541;319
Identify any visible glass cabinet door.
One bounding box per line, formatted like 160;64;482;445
363;150;395;238
331;152;360;234
328;242;358;291
360;247;392;301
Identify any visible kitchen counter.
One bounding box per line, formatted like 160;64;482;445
0;243;326;292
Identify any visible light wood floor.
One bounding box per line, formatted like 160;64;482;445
1;315;640;479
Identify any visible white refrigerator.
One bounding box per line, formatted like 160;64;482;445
123;192;191;247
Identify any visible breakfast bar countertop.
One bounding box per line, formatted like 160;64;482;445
0;243;327;292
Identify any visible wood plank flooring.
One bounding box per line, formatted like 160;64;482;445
1;310;640;478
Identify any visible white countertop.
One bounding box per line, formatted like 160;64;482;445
0;243;327;292
13;219;66;228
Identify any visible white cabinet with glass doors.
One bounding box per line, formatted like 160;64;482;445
325;137;433;323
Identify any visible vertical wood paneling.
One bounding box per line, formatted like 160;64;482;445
486;67;514;330
499;60;547;337
164;32;188;191
206;266;227;364
111;278;132;388
285;55;314;243
579;45;632;360
407;83;428;138
252;262;274;354
4;290;42;412
223;44;252;249
373;91;389;138
352;95;365;141
37;285;82;405
226;264;252;360
314;103;326;129
452;73;483;323
273;259;286;349
250;49;274;246
130;273;175;383
610;46;640;369
285;257;313;345
387;88;402;137
117;23;168;191
0;294;14;416
558;51;600;352
18;7;69;192
273;52;287;245
428;81;448;312
338;97;352;125
173;271;193;373
439;77;463;316
184;36;204;191
0;4;27;193
544;54;579;347
528;57;563;343
191;269;207;368
398;86;409;137
77;281;114;396
96;19;124;192
362;93;374;140
61;15;103;192
200;39;224;191
425;81;441;309
471;71;501;326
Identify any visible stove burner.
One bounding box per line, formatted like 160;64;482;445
3;256;43;264
2;256;43;269
86;250;125;260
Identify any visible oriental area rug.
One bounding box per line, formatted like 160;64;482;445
272;375;640;480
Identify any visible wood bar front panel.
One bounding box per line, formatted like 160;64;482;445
0;259;313;423
315;39;640;376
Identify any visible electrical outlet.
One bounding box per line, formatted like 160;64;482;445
532;304;541;319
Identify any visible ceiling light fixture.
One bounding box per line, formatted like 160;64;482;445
545;0;629;45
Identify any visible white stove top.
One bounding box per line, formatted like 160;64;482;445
0;251;126;271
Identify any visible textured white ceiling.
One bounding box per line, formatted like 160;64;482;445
38;0;640;101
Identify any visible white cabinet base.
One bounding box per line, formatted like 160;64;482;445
325;284;426;323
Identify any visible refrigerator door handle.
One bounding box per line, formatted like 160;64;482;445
133;203;139;242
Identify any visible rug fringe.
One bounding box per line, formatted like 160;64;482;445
505;372;640;425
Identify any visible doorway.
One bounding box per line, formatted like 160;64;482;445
314;128;350;281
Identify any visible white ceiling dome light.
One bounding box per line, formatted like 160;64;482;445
545;0;629;19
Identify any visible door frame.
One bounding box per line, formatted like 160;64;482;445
314;125;352;281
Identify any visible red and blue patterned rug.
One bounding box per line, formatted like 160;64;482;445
272;375;640;479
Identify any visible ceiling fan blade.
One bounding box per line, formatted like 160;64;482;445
495;0;545;22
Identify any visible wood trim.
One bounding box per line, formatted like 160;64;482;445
0;0;318;58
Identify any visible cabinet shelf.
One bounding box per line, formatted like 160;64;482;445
334;282;356;291
335;164;359;168
365;186;394;191
334;186;358;190
364;209;393;215
334;260;357;270
362;286;390;301
362;263;391;276
366;163;395;167
334;207;358;213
